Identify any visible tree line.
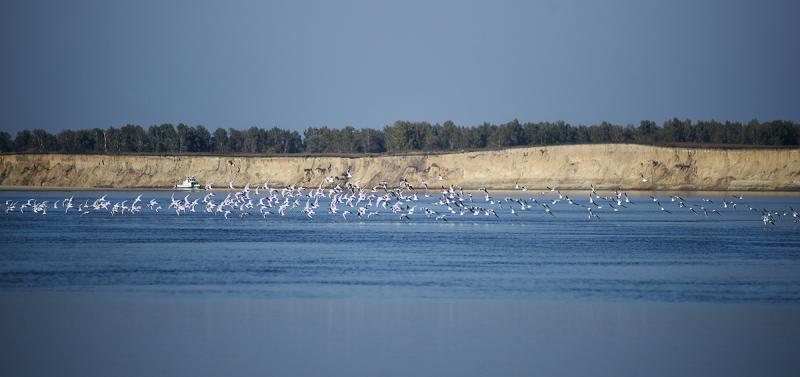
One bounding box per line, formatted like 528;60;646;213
1;118;798;155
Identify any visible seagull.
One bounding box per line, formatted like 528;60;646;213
762;212;775;225
641;174;649;183
14;174;787;228
624;192;634;204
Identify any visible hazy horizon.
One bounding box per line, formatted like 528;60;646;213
2;0;798;134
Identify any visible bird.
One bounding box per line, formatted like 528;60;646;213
5;175;786;231
762;211;775;225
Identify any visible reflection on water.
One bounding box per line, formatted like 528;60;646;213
2;294;799;377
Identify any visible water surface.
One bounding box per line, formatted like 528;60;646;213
2;191;799;377
1;191;798;302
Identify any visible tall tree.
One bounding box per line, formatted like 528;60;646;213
211;128;229;153
636;120;658;143
194;125;212;152
32;129;58;153
0;132;13;152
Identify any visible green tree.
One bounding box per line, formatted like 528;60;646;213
56;130;79;152
636;120;658;143
359;128;385;153
743;119;761;145
105;127;122;153
228;128;245;153
211;128;229;153
661;118;691;143
119;124;147;152
0;132;13;152
176;123;191;153
194;125;212;152
303;127;326;153
31;129;58;153
439;120;462;150
490;119;523;148
14;130;35;152
760;120;798;145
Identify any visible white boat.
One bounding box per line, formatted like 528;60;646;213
174;176;201;190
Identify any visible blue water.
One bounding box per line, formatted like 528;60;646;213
2;191;799;302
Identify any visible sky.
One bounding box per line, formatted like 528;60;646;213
1;0;798;134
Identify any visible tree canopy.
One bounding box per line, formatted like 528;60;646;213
1;118;798;155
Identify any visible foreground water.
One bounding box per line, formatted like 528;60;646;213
1;190;799;302
2;190;800;377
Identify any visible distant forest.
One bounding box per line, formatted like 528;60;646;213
1;118;799;155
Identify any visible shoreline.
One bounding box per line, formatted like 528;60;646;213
2;144;799;191
2;185;800;197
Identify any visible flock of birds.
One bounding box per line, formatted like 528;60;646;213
2;170;799;227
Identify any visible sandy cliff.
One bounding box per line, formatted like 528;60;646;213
1;144;798;191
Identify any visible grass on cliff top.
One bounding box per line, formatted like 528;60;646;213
2;142;797;159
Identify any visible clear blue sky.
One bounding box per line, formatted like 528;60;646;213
1;0;798;134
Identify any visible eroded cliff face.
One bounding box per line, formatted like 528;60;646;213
1;144;798;190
